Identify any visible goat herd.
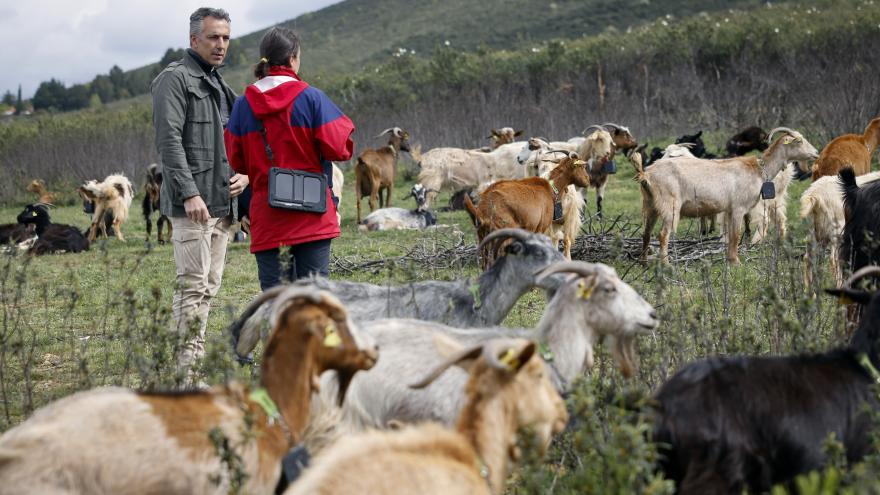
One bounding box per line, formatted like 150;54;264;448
0;117;879;494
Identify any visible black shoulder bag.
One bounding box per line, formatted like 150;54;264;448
258;120;327;214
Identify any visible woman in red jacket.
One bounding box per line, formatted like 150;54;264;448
225;27;354;290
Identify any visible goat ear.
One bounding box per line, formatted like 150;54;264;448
504;341;536;373
505;240;523;255
825;288;872;306
514;129;524;137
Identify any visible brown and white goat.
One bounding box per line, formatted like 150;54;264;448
143;163;171;244
285;336;567;495
576;125;615;218
464;153;591;267
811;117;880;180
638;127;819;264
0;288;378;494
355;127;411;222
24;179;56;204
78;173;134;242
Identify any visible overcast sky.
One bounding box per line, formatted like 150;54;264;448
0;0;340;99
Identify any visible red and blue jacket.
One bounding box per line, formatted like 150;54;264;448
224;67;354;253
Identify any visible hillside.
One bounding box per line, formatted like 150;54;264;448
223;0;767;90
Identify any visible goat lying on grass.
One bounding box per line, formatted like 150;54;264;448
285;336;566;495
0;288;377;494
16;204;88;255
303;261;657;430
231;229;567;359
652;266;880;494
358;183;437;231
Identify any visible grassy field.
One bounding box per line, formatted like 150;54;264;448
0;148;865;492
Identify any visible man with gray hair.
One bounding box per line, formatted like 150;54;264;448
151;7;248;384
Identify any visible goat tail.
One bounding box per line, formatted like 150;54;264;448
839;166;859;213
799;193;818;220
463;191;479;227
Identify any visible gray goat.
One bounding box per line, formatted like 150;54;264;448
240;261;658;429
231;229;566;358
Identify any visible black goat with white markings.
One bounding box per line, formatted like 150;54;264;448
16;204;89;255
652;266;880;494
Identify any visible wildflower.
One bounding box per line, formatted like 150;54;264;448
444;40;450;46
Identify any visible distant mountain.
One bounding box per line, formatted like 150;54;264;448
121;0;770;94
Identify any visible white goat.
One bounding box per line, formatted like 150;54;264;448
285;337;567;495
800;170;880;284
0;288;378;495
637;127;820;264
358;184;437;231
415;142;525;206
320;261;658;429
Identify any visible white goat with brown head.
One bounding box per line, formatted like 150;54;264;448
0;288;378;494
637;127;819;264
355;127;411;222
285;337;567;495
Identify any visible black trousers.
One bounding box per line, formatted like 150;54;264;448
254;239;331;291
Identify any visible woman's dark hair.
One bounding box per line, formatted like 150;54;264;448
254;27;300;79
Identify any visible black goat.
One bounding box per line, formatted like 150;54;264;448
143;163;171;244
439;187;479;212
725;126;768;156
630;144;665;169
674;130;717;159
17;204;89;255
652;266;880;494
840;167;880;276
0;222;35;246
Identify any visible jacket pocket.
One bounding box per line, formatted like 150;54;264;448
184;86;215;150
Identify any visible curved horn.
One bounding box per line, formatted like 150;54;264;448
582;125;604;136
843;266;880;288
766;127;798;143
601;122;627;132
409;343;483;389
477;228;533;253
484;339;535;372
375;128;396;138
227;285;289;357
535;261;601;283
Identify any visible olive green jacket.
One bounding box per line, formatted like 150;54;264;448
151;51;238;218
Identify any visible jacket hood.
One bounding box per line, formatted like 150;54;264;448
245;67;308;118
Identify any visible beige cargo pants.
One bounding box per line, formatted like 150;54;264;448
170;216;231;377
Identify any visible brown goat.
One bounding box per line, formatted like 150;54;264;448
0;288;378;494
486;127;523;149
811;117;880;180
355;127;411;222
25;179;56;204
464;153;590;266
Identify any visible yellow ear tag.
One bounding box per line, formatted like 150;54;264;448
838;294;854;306
323;324;342;348
782;136;794;144
499;348;520;370
576;280;594;300
32;211;38;217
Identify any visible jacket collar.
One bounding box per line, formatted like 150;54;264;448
184;48;226;79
